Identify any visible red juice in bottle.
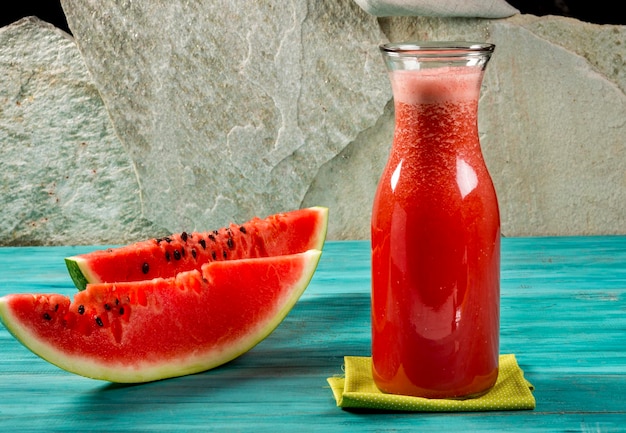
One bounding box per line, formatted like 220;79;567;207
371;43;500;399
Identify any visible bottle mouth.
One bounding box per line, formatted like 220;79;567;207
380;41;495;56
380;41;495;70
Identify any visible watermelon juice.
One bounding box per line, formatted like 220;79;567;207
371;43;500;399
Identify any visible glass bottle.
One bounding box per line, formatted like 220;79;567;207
371;42;500;399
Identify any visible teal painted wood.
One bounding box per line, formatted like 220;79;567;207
1;237;625;432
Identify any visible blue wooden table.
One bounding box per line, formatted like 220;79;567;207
1;237;625;432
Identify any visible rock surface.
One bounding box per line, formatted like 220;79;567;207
484;15;626;236
1;4;625;244
0;17;163;245
60;0;389;235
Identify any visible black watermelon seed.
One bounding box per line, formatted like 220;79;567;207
142;262;150;274
119;307;125;315
104;303;111;311
165;251;171;262
173;250;181;260
227;237;234;249
213;230;219;235
155;238;162;245
211;251;217;260
239;225;247;234
199;239;206;249
78;305;85;315
191;249;197;259
181;248;186;257
164;237;172;243
208;234;216;242
115;298;120;305
222;250;227;259
54;304;59;311
95;317;104;327
43;313;52;321
181;232;188;242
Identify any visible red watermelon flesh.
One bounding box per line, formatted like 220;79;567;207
65;207;328;291
0;250;321;383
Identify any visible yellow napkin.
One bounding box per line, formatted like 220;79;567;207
327;354;535;412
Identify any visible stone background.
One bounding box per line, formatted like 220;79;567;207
0;1;624;245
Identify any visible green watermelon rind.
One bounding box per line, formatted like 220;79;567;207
64;206;329;291
0;250;322;383
64;257;96;292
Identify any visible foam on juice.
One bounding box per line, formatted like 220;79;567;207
388;66;484;105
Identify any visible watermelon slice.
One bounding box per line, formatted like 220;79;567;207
0;250;321;383
65;206;328;291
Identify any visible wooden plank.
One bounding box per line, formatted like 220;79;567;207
0;237;625;431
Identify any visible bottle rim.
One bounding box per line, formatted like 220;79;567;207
380;41;495;57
